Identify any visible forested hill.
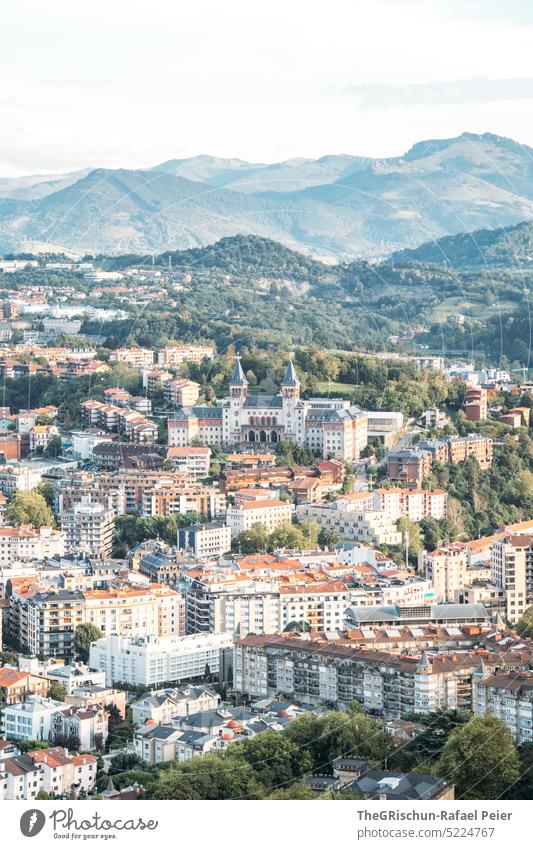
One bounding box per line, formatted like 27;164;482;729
104;235;332;282
391;220;533;269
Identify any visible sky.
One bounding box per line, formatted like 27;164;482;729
1;0;533;176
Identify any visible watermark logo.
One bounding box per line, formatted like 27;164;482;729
20;809;46;838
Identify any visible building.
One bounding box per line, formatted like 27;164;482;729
51;704;108;750
166;445;211;476
0;751;45;800
157;345;215;367
373;488;447;521
0;668;48;709
27;747;97;797
61;497;115;559
165;378;200;407
89;632;234;687
344;602;490;628
464;387;488;422
0;525;65;566
109;348;155;368
491;535;533;624
474;671;533;744
178;522;232;559
226;498;292;539
0;695;68;742
45;662;106;695
83;584;184;639
386;449;433;489
296;497;402;546
167;358;368;461
29;424;60;453
420;544;468;603
130;685;220;725
234;633;529;718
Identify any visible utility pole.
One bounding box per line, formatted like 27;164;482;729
404;529;409;569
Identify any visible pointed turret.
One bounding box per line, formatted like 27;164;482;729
230;355;248;386
282;358;300;386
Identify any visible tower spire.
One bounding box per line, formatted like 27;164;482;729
230;353;248;386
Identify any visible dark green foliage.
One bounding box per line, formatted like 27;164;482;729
437;715;520;800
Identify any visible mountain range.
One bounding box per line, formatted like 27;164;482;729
1;132;533;259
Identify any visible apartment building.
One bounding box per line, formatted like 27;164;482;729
474;671;533;743
178;522;232;559
185;573;281;634
165;378;200;407
84;584;184;639
51;704;108;750
45;662;106;695
0;465;39;497
109;348;155;368
386;449;433;489
0;695;68;741
12;590;86;658
166;445;211;476
89;632;233;687
234;634;530;718
26;747;97;798
421;544;468;603
0;525;66;566
61;498;115;559
464;387;488;422
141;482;226;519
491;534;533;624
417;435;494;470
157;344;215;367
226;498;292;539
372;488;447;521
0;749;44;800
0;668;48;708
296;497;401;546
130;685;220;725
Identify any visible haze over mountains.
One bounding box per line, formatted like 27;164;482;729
1;132;533;259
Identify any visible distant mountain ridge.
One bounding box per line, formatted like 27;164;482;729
1;132;533;258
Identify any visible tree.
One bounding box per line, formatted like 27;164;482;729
516;606;533;639
236;522;269;554
74;623;103;661
5;490;55;528
45;435;63;458
47;681;67;701
397;517;423;559
437;715;520;800
53;732;80;751
37;481;56;511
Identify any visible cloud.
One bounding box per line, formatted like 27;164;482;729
346;77;533;110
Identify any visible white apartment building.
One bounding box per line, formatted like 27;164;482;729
89;632;233;687
166;445;211;476
45;662;107;695
0;695;68;742
61;497;115;560
0;525;66;566
474;672;533;743
491;535;533;624
372;488;447;521
421;544;468;603
296;498;402;546
27;748;97;797
0;750;44;800
226;498;292;539
178;521;232;559
0;466;44;495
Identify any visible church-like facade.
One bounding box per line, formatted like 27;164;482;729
168;357;368;461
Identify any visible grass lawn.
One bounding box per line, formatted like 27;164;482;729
315;381;358;394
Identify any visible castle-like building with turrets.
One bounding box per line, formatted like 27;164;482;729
168;357;368;461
